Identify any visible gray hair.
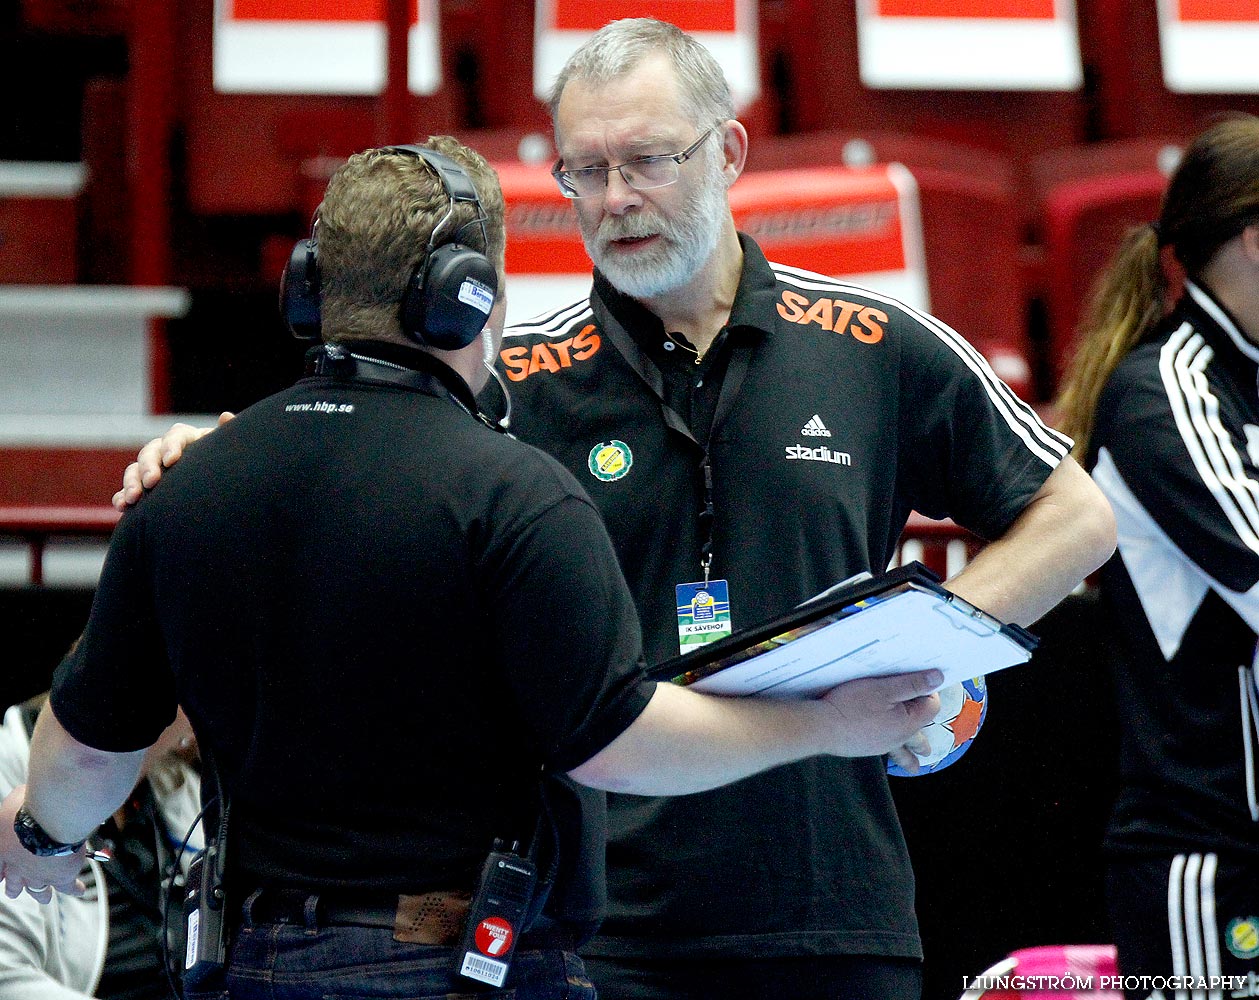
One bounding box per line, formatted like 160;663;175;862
546;18;734;129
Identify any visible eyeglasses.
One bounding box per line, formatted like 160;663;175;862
551;128;716;200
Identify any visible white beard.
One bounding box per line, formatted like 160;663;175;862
580;153;728;301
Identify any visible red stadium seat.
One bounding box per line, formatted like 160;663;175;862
442;0;551;133
1036;166;1168;391
176;0;461;217
1028;139;1182;211
1077;0;1259;143
773;1;1087;160
748;131;1035;399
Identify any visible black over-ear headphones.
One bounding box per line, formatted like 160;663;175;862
280;144;499;350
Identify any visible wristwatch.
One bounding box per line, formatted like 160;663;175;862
12;805;86;857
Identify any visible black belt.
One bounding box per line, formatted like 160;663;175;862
243;889;576;950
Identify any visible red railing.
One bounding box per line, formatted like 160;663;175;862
0;507;120;587
899;512;979;579
0;505;973;588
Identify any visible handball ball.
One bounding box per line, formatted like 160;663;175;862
887;677;987;777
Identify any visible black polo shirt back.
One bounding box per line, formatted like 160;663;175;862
52;345;652;894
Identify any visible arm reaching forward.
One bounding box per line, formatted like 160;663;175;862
568;669;943;795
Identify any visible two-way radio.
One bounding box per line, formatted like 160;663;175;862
181;754;229;991
452;839;538;988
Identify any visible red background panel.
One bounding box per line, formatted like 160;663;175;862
734;204;907;275
731;169;909;276
552;0;736;32
497;164;590;274
1175;0;1259;21
874;0;1055;18
228;0;390;21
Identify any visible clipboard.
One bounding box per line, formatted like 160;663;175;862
646;562;1037;698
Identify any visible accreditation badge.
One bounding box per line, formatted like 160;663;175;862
676;580;733;653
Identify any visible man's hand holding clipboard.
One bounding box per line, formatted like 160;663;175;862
645;563;1036;773
647;562;1036;698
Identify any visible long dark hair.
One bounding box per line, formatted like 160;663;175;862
1057;114;1259;459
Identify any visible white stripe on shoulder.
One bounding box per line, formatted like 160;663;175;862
504;298;593;340
1092;449;1208;660
1188;280;1259;366
768;263;1071;467
1160;324;1259;555
771;262;867;294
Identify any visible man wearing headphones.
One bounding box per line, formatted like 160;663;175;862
0;139;945;1000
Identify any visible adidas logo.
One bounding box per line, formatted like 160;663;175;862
801;415;832;438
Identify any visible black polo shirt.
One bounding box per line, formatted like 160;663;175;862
491;235;1067;959
52;343;653;894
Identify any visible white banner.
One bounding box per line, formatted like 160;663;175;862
1157;0;1259;93
856;0;1082;91
212;0;440;95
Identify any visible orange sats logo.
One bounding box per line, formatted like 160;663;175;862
777;291;887;344
500;325;602;382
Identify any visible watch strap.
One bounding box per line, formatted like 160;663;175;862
13;805;86;857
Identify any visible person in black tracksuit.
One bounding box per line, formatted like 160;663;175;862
1057;115;1259;1000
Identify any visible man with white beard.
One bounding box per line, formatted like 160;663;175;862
491;16;1114;1000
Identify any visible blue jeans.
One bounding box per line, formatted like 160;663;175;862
580;953;923;1000
185;905;597;1000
